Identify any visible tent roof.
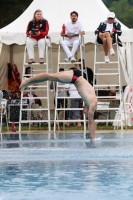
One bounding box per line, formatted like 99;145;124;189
0;0;130;45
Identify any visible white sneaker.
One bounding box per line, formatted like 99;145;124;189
110;48;115;56
104;56;110;63
64;57;70;62
71;56;76;63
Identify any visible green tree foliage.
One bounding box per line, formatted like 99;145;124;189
0;0;32;28
102;0;133;28
0;0;132;29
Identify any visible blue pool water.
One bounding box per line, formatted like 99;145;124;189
0;132;133;200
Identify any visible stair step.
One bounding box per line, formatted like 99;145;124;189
59;62;81;65
95;62;118;64
95;119;121;122
24;63;47;66
95;73;119;75
97;108;121;111
27;85;47;88
22;97;48;99
55;119;85;122
20;120;50;123
94;84;120;87
21;108;49;111
97;68;118;71
97;96;121;99
56;108;83;110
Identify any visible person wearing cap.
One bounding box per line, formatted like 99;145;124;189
0;90;3;111
95;12;122;63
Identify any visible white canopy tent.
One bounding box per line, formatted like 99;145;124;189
0;0;133;126
0;0;130;45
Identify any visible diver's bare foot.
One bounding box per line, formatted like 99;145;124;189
20;77;29;90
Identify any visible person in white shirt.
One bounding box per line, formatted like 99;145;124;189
65;83;81;127
0;90;3;111
61;11;85;63
95;12;122;63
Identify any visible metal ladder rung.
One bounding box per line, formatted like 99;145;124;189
54;36;86;133
56;108;83;110
20;120;50;123
19;40;53;133
95;73;119;75
97;96;121;99
95;62;118;64
97;68;119;71
59;62;81;65
21;108;48;111
32;70;48;72
95;119;122;122
94;40;124;130
97;108;121;111
55;119;85;122
56;96;81;99
94;84;120;87
24;63;47;66
22;97;48;99
27;85;47;88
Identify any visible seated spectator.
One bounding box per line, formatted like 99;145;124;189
26;9;49;64
23;90;43;123
61;11;85;63
50;68;68;120
25;67;38;89
25;66;32;77
95;12;122;63
0;90;3;111
65;83;81;127
11;90;21;99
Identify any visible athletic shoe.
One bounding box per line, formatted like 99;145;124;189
104;56;110;63
110;48;115;56
64;57;71;62
71;56;76;63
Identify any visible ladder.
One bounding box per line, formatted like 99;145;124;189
0;99;9;140
53;35;87;137
93;38;125;129
19;37;53;136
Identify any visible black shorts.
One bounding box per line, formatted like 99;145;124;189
97;35;116;45
71;69;82;84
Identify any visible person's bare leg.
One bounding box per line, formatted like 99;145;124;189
83;106;96;140
65;118;70;126
20;72;51;90
77;121;81;127
88;113;96;140
20;70;74;90
102;38;108;56
104;32;112;49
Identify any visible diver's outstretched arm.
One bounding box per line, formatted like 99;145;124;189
20;72;51;90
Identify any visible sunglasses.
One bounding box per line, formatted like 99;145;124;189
108;18;114;20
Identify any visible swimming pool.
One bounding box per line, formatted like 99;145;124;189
0;132;133;200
